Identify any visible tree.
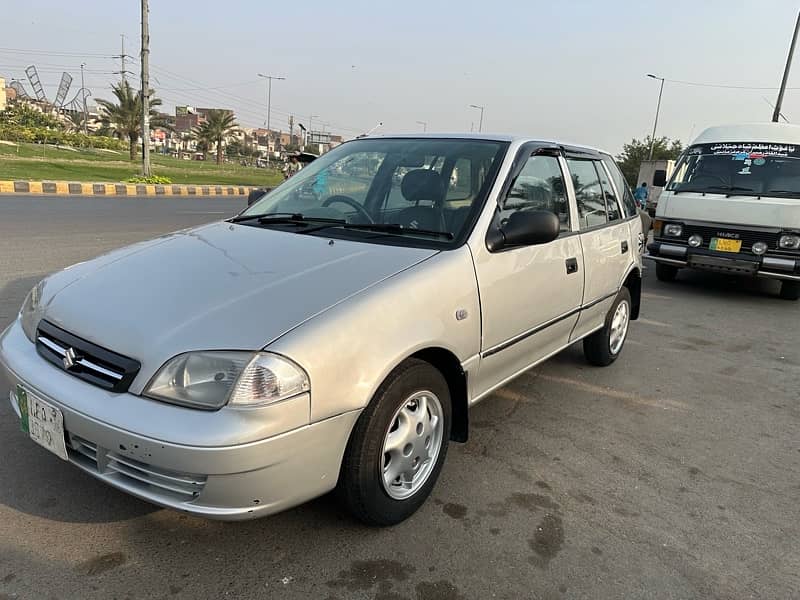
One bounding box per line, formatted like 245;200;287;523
192;109;239;165
0;101;64;129
616;136;683;187
96;81;167;161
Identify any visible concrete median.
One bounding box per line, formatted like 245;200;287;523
0;180;260;197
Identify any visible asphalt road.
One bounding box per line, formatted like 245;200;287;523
0;195;798;600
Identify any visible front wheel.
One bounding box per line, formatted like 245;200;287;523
337;359;451;526
583;288;632;367
780;281;800;301
655;262;678;282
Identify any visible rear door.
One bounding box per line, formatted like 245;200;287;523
567;155;633;340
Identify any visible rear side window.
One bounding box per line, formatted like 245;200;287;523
602;156;637;218
566;158;607;228
595;160;622;222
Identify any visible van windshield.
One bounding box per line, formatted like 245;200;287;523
667;142;800;199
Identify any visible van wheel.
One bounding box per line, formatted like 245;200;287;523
655;263;678;282
779;281;800;301
583;288;632;367
337;359;451;526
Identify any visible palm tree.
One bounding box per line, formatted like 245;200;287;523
193;109;239;165
96;81;167;161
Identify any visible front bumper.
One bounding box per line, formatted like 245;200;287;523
0;320;360;520
645;241;800;282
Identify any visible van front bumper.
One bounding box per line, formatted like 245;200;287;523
0;320;359;520
645;242;800;282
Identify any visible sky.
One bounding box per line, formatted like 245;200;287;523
2;0;800;154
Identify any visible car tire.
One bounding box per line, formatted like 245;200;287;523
655;263;678;282
583;287;632;367
779;281;800;301
337;359;452;526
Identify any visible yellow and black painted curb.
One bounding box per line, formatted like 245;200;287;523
0;180;262;197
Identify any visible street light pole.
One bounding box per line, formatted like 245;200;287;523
416;120;427;132
140;0;151;176
646;74;665;160
79;62;88;136
774;10;800;123
257;73;285;162
307;114;319;147
469;104;484;132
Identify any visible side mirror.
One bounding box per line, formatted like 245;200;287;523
652;170;667;187
487;210;560;251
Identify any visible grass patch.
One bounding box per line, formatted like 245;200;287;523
0;142;283;186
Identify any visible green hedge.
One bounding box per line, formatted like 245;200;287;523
0;125;128;151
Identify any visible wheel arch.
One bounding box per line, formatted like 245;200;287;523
622;267;641;320
409;347;469;443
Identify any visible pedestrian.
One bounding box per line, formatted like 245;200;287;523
633;182;648;211
282;155;302;180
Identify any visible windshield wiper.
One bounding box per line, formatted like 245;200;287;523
703;185;756;197
229;212;346;225
338;223;454;239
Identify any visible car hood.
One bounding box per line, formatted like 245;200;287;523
658;191;800;228
39;221;437;390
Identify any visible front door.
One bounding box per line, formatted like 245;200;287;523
471;150;584;400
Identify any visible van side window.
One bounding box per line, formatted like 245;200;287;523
566;158;607;228
501;154;570;232
602;156;638;218
595;160;622;222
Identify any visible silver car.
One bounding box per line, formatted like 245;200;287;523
1;135;643;525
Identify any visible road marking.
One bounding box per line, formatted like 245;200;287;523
642;292;673;300
530;372;687;411
638;317;671;327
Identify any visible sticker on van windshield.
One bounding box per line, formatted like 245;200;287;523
694;142;800;158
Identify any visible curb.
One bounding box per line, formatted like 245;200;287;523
0;180;260;197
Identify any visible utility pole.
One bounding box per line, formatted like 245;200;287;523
288;115;294;146
774;10;800;123
646;74;665;160
120;34;127;84
257;73;285;163
140;0;151;176
80;63;88;135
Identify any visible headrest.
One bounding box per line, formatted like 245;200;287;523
401;169;445;203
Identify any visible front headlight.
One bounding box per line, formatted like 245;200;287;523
19;281;45;342
779;234;800;250
664;223;683;237
144;351;310;410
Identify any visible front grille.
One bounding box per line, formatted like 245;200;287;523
69;434;207;501
662;224;780;252
36;320;140;393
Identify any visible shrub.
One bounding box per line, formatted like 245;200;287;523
125;175;173;184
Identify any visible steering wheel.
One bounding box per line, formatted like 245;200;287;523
321;195;374;223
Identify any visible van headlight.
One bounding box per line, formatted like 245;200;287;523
144;351;310;410
778;234;800;250
19;281;45;342
663;223;683;237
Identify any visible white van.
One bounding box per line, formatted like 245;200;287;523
645;123;800;300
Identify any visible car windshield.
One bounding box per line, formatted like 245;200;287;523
240;137;509;248
667;142;800;199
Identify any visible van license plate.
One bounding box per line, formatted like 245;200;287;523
710;238;742;253
16;384;69;461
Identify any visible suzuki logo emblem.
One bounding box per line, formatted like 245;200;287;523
63;347;78;370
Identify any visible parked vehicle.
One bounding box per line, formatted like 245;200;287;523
645;123;800;300
636;159;675;216
1;135;642;525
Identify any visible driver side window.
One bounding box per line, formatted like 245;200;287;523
500;154;570;232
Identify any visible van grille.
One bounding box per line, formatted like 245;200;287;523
666;224;780;251
36;320;140;393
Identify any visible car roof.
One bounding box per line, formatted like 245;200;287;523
692;122;800;146
364;132;611;156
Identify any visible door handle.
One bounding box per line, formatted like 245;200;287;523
565;257;579;274
621;240;629;254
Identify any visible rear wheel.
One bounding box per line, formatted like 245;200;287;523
337;359;451;526
779;281;800;301
583;288;632;367
655;262;678;282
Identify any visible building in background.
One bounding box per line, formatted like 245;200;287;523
0;77;6;112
